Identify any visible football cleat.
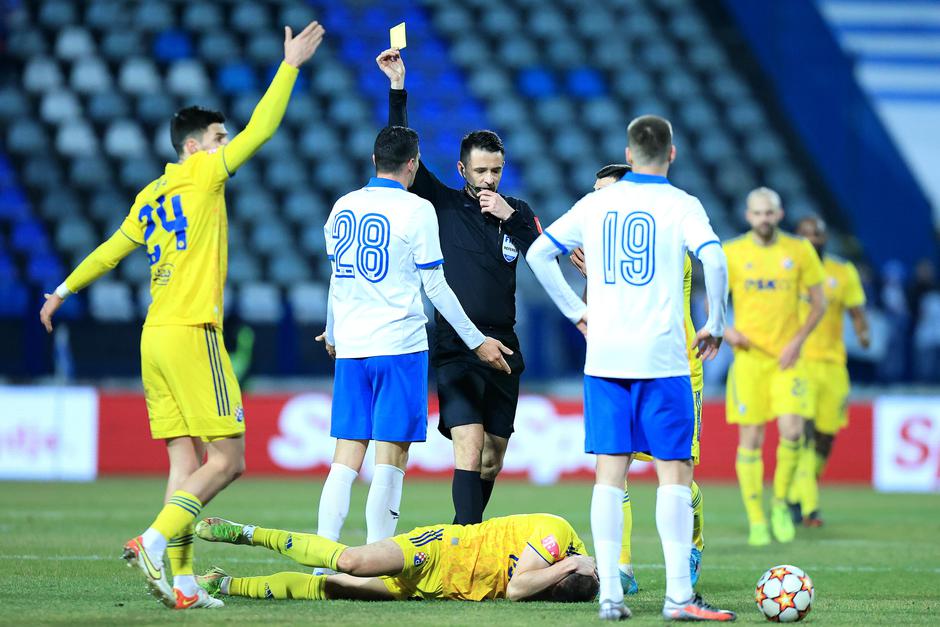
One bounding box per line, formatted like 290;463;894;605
619;569;639;595
195;517;252;544
599;599;632;621
663;593;737;621
771;503;796;543
197;566;230;596
748;522;771;547
787;501;803;525
174;586;224;609
690;547;703;587
803;511;824;528
122;536;175;608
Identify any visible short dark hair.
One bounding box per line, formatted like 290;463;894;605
550;572;599;603
627;115;673;166
374;126;420;173
459;130;504;164
595;163;631;181
171;106;225;156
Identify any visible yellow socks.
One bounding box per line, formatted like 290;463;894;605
167;523;195;577
773;439;801;503
619;482;633;566
152;490;203;541
691;481;704;551
736;447;765;525
252;527;347;571
229;573;327;600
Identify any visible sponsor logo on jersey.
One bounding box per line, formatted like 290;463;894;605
541;534;560;560
502;235;519;263
154;263;174;286
414;551;428;567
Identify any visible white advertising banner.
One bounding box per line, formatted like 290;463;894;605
0;386;98;481
873;396;940;493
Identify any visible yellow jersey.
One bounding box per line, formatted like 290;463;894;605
63;62;300;328
801;254;865;364
423;513;585;601
683;255;703;391
723;231;825;357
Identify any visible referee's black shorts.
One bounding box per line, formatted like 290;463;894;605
433;331;524;440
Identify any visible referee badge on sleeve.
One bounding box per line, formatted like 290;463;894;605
502;235;519;263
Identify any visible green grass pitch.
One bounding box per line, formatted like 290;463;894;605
1;478;937;625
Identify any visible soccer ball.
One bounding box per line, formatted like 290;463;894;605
754;564;815;622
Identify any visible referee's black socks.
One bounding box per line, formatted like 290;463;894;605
452;469;483;524
480;478;495;511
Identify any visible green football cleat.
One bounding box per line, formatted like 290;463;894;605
195;517;252;545
748;522;771;547
197;566;230;596
771;502;796;543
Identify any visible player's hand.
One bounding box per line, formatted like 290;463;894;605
858;330;871;350
569;247;587;278
724;327;750;351
478;190;515;221
315;332;336;359
39;293;64;333
565;554;598;580
576;314;587;338
474;337;513;374
694;328;722;361
283;21;326;68
376;47;405;89
778;337;803;370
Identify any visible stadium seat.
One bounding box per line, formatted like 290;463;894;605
105;120;148;159
248;32;283;65
56;122;99;157
251;221;293;256
265;157;307;191
40;90;82;125
153;29;194;63
55;218;97;255
300;223;327;256
269;252;312;287
40;190;83;222
55;26;95;61
227;254;263;285
135;2;174;32
182;2;223;31
0;187;29;222
119;58;162;95
120;251;152;284
284;191;326;225
101;31;139;61
71;57;113;94
7;28;47;60
232;189;277;223
70;157;113;190
88;190;129;224
279;5;318;32
167;60;211;96
23;155;65;190
88;91;130;123
0;87;28;122
231;3;270;33
201;33;242;67
238;282;283;323
217;63;259;95
38;0;77;29
85;0;127;31
88;281;136;321
23;57;64;93
566;68;606;99
120;157;160;190
27;252;63;285
288;282;328;324
0;278;29;317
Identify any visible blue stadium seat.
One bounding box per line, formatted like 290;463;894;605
40;190;82;222
88;91;130;123
86;0;128;31
269;252;311;287
88;190;128;224
23;155;65;190
138;92;177;126
135;2;174;32
7;29;47;60
23;57;63;93
27;252;63;285
55;26;95;61
518;67;557;99
70;157;113;190
153;29;194;62
39;0;77;29
248;33;283;64
7;121;48;155
252;221;292;255
284;191;326;225
217;63;259;95
232;189;277;223
0;187;29;222
299;223;326;255
88;282;136;321
40;90;82;124
265;158;307;191
288;282;328;324
120;157;160;189
567;67;606;99
55;218;97;255
101;31;139;61
201;32;241;66
183;3;223;31
119;58;162;95
0;87;28;122
119;252;153;285
71;57;113;94
105;120;148;159
499;39;539;70
56;122;99;157
0;279;28;317
238;282;283;323
227;255;262;285
167;60;211;96
231;3;271;33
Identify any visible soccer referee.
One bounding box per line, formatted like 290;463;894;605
376;48;541;524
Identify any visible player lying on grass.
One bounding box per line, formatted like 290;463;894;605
194;513;598;602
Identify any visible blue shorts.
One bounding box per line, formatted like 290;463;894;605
331;351;429;442
583;375;693;459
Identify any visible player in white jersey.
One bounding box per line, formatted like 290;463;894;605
312;126;512;560
526;116;734;622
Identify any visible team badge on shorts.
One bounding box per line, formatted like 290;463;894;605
234;404;244;423
414;552;428;567
502;235;518;263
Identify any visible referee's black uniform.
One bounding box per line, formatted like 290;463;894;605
388;88;540;510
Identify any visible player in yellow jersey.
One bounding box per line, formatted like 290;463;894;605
788;216;869;527
723;187;826;547
569;164;705;596
37;22;327;609
192;513;599;604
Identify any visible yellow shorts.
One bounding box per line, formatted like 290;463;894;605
382;525;452;600
634;388;703;465
725;349;813;425
141;324;245;440
804;360;850;435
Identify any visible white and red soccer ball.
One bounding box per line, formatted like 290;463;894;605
755;564;815;622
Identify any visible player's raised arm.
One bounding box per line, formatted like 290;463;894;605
220;21;325;174
507;546;598;602
40;220;143;333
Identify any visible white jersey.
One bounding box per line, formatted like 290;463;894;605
325;178;444;358
541;172;720;379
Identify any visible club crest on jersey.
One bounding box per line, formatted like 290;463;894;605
502;235;519;263
234;404;244;423
414;551;428;567
782;257;794;270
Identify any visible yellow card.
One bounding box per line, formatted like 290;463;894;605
390;22;407;49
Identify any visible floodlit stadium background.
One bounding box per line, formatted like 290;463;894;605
1;0;939;493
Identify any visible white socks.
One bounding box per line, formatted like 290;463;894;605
657;484;694;603
317;463;358;541
365;464;405;544
174;575;198;595
141;527;167;559
591;483;625;605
